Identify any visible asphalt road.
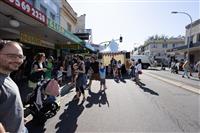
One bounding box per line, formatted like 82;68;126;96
26;70;200;133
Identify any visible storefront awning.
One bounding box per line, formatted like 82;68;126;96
85;42;96;52
47;18;84;45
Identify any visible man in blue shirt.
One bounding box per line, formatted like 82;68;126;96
0;40;27;133
99;62;107;91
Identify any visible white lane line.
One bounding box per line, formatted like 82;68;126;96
145;72;200;95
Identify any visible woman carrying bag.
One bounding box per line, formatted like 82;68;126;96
28;53;47;89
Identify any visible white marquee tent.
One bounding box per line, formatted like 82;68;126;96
100;39;126;53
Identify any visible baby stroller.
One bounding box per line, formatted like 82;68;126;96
25;78;60;124
171;62;178;74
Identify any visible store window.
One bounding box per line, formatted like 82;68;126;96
44;0;58;14
67;22;72;32
25;0;35;6
197;34;200;42
187;35;194;44
50;12;55;20
40;5;47;15
162;43;168;48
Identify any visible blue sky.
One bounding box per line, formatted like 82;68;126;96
68;0;200;51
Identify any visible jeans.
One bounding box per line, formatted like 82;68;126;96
182;69;189;77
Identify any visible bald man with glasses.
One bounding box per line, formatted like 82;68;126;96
0;40;28;133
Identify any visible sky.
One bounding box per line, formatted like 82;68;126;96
68;0;200;51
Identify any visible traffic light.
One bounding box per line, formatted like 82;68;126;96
119;36;123;43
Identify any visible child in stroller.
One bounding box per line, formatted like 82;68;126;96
25;78;60;124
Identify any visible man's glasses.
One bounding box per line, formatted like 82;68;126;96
0;40;25;60
0;53;26;60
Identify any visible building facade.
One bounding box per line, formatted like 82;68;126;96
32;0;61;23
143;37;185;61
170;19;200;64
185;19;200;63
60;0;77;32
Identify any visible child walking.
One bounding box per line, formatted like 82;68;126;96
99;62;107;91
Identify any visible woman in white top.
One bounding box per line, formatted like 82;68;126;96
135;59;142;85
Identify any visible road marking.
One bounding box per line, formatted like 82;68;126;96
145;72;200;95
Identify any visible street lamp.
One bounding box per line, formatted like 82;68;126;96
171;11;193;62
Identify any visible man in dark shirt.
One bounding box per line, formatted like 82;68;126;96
110;57;117;77
88;56;99;89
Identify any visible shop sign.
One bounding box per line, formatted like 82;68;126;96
3;0;47;25
56;44;80;49
20;32;41;46
41;40;55;49
20;33;55;49
47;18;82;44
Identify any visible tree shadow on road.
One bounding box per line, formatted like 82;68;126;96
137;83;159;96
85;89;109;108
55;99;84;133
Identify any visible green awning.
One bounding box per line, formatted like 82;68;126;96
47;18;84;45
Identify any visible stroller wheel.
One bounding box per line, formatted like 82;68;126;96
51;102;59;113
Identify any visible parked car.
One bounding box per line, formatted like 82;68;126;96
131;55;153;69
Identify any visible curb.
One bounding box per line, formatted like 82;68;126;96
145;72;200;95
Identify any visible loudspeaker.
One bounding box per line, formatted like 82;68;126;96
98;53;103;59
125;52;130;58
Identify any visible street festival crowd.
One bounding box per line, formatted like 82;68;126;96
0;40;200;133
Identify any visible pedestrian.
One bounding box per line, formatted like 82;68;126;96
130;59;136;80
107;64;112;77
87;56;99;90
195;60;200;79
57;66;66;86
0;40;28;133
28;52;47;88
113;64;119;80
135;59;142;85
45;56;54;79
189;63;193;77
99;62;107;91
74;55;86;101
71;55;78;84
117;60;122;79
110;57;117;77
66;61;72;84
182;60;190;78
125;59;132;76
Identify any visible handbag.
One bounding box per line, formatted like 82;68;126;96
29;71;44;83
138;71;142;74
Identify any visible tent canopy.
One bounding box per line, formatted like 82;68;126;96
100;39;120;53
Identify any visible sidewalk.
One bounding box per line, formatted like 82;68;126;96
145;67;200;94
